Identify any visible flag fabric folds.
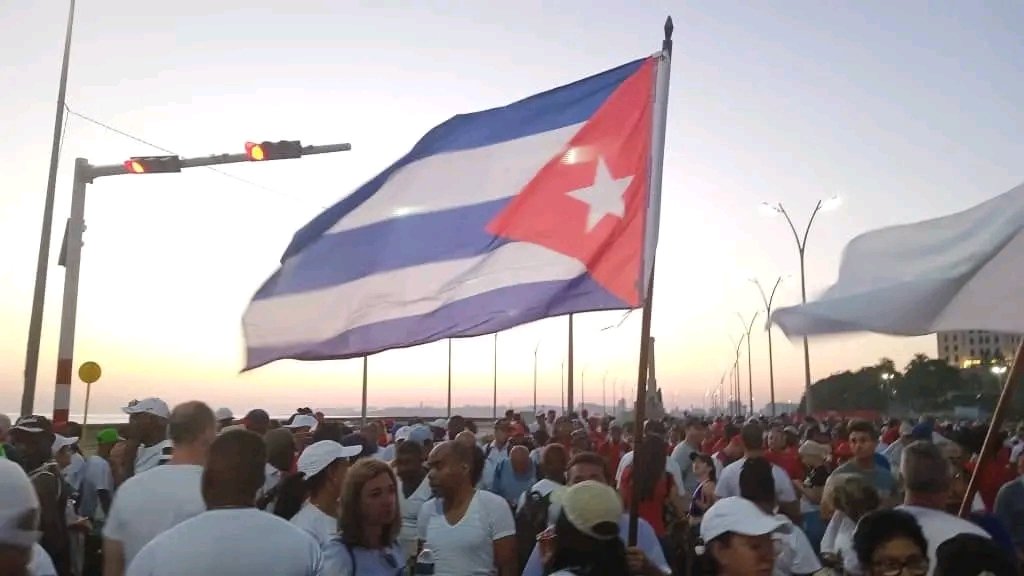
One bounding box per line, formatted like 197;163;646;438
773;183;1024;338
243;56;662;370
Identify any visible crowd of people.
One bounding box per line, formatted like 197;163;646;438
2;398;1023;575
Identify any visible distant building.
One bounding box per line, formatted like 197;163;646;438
936;330;1023;368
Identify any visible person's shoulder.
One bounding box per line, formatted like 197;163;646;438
321;538;354;572
475;488;511;507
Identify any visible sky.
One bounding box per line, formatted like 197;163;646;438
2;1;1023;418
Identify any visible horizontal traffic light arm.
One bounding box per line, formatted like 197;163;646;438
97;142;352;180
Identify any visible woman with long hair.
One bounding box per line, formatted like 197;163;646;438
323;459;404;575
537;481;629;576
278;440;361;546
618;435;685;538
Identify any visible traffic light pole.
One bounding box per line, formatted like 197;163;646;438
50;142;351;423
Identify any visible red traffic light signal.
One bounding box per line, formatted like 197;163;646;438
245;140;303;161
123;156;182;174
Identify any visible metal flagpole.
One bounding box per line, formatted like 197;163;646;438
492;333;498;419
567;313;575;414
360;356;368;427
447;339;453;417
628;16;673;547
23;0;76;417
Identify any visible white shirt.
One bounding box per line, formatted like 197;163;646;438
417;490;516;576
714;456;798;504
290;501;338;547
79;455;114;519
773;514;822;576
29;543;57;576
521;514;670;576
481;442;510;491
322;539;405;576
127;508;322;576
134;440;173;475
398;476;432;559
63;452;86;491
103;464;205;565
615;450;685;495
376;444;396;462
822;512;860;574
895;505;991;576
259;463;284;511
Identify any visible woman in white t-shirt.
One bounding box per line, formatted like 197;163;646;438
322;459;405;576
283;440;362;546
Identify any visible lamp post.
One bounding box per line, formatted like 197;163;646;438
737;312;759;416
729;334;746;416
753;277;783;416
533;342;539;415
763;196;839;414
447;339;453;417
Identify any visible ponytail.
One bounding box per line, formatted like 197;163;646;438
270;472;308;519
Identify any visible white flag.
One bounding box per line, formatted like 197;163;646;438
773;183;1024;337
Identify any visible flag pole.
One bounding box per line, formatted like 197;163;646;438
959;338;1023;517
567;313;575;415
628;15;673;546
360;355;368;427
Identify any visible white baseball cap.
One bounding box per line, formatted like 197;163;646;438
296;440;363;478
215;407;234;421
284;414;319;431
122;397;171;419
560;480;622;540
429;418;448;429
0;458;41;547
700;497;786;543
51;434;78;456
394;426;412;442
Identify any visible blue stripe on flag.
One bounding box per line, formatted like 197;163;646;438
255;199;509;298
281;58;649;263
246;274;623;369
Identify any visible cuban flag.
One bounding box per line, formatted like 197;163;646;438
244;55;665;370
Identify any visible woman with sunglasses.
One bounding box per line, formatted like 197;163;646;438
323;459;404;576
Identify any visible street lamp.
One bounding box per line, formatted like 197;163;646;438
762;196;839;414
533;342;540;416
753;277;783;416
729;334;746;416
737;312;759;416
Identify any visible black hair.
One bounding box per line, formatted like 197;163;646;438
739;457;775;507
934;533;1016;576
691;452;717;483
852;509;928;570
312;422;343;443
740;422;763;451
634;435;668;502
545;512;629;576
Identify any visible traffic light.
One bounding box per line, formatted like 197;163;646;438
245;140;303;161
123;156;182;174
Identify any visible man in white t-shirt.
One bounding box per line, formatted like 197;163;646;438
481;419;512;491
127;430;322;576
894;441;990;575
103;401;216;576
121;398;173;479
715;422;800;523
418;441;517;575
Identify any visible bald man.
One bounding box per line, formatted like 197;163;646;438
491;445;536;507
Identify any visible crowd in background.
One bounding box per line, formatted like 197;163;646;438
2;398;1023;575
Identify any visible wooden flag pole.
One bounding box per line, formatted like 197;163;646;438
628;15;673;546
958;339;1022;517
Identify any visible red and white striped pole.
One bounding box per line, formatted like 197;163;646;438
52;158;89;424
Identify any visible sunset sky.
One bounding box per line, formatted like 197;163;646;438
2;1;1022;418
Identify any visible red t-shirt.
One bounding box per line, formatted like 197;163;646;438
619;467;671;536
766;448;805;480
599;440;629;480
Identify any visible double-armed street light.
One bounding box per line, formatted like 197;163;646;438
761;196;840;414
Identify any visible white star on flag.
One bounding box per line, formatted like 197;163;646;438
567;157;633;232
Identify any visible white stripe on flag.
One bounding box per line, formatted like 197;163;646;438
328;123;583;234
243;241;586;348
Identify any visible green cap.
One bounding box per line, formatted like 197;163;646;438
96;428;121;445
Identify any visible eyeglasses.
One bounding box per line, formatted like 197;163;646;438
871;557;929;576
